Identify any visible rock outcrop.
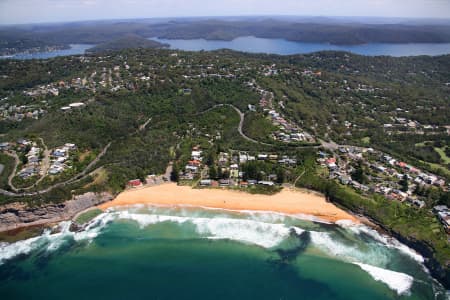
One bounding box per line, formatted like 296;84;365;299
0;192;113;232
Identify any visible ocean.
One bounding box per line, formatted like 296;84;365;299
0;205;447;300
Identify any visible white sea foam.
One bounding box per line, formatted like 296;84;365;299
0;213;113;264
73;212;114;241
309;231;391;267
115;211;304;248
0;235;43;265
193;217;303;248
336;221;424;264
140;204;332;224
354;263;414;295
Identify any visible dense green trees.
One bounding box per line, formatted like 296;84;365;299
351;162;368;184
399;174;409;192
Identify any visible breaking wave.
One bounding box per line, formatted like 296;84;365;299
0;212;112;265
336;219;424;264
354;263;414;295
115;210;304;248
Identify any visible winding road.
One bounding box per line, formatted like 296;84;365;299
0;142;111;197
199;104;324;148
4;151;20;193
198;104;273;146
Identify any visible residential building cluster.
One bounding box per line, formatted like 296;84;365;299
49;143;77;175
433;205;450;234
0;102;46;122
319;146;447;209
180;146;203;181
251;82;315;143
17;139;42;179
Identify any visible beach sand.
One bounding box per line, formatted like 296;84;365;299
99;183;358;223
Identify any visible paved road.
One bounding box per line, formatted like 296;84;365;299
201;104;328;149
4;151;20;192
138;117;152;132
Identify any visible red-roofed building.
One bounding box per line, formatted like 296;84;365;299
127;179;143;188
326;157;336;164
188;160;201;166
397;162;407;168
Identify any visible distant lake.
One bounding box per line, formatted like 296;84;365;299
2;38;450;59
150;36;450;57
0;44;93;60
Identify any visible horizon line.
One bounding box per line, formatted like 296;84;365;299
1;14;450;27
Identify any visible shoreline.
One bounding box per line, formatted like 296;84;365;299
98;183;359;224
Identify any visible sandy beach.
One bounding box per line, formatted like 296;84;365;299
99;183;358;223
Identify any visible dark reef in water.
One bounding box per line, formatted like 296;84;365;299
273;230;311;264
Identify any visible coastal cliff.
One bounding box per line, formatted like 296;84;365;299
0;192;113;232
384;225;450;289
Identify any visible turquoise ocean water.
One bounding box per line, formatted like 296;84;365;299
0;206;447;299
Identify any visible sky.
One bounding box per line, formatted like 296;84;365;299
0;0;449;25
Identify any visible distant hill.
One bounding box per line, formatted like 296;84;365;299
86;35;168;53
1;17;450;55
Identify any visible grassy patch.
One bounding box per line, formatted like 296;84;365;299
361;137;370;144
435;147;450;164
79;150;93;162
242;112;278;142
75;208;103;225
246;185;282;195
83;167;108;189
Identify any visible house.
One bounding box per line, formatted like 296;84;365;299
200;179;212;186
69;102;85;109
127;179;143;188
219;179;230;186
0;142;10;150
397;161;407;169
49;167;63;175
433;205;448;213
258;181;274;186
191;150;202;160
326;157;337;169
53;149;66;157
439;214;450;233
339;175;351;185
412;199;425;208
257;154;268;160
240;181;248;188
229;164;239;179
239;153;248;163
180;173;194;180
269;154;278;161
17;138;30;146
185;165;198;172
64;143;77;150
